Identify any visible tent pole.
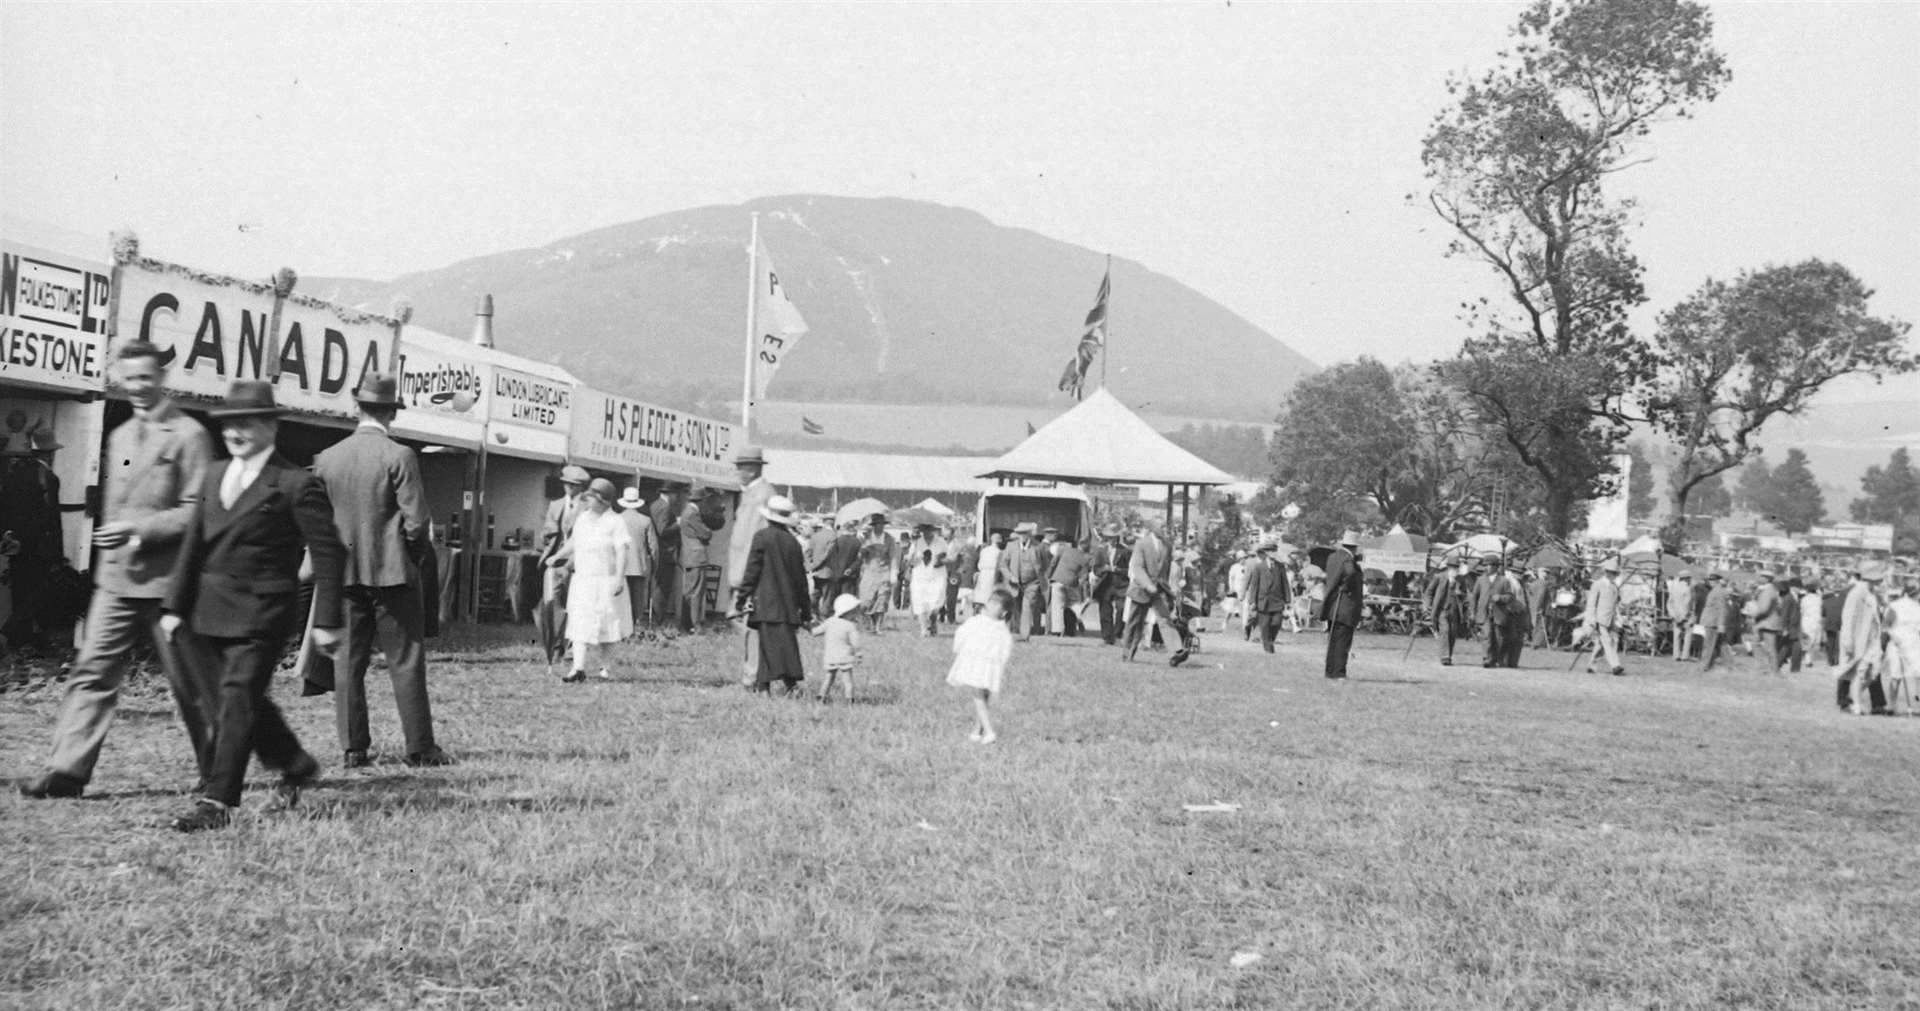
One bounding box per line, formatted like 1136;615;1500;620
1181;485;1191;545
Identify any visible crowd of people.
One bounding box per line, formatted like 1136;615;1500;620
16;345;1912;833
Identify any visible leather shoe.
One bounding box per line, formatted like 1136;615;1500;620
404;747;456;768
170;798;231;833
343;750;372;769
17;772;85;800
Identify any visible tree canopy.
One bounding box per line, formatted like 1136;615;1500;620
1422;0;1729;538
1646;259;1914;546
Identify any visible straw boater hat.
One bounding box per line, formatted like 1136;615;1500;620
1257;539;1278;553
208;379;286;418
1600;557;1621;573
559;464;590;485
1859;560;1890;582
1340;530;1361;547
1015;521;1038;536
760;494;797;525
734;446;767;467
617;486;645;509
353;372;402;408
831;593;861;618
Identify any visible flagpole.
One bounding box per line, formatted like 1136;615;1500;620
1100;252;1110;390
741;212;759;435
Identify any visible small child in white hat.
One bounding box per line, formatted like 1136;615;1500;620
812;593;866;703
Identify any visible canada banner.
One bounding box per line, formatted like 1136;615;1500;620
750;236;809;402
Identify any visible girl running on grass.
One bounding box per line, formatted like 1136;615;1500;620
948;589;1014;744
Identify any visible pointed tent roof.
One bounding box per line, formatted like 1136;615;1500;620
978;388;1235;486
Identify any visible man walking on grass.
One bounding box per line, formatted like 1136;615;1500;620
1320;530;1363;679
1119;520;1194;666
1423;556;1474;667
1243;540;1291;654
17;340;216;800
160;380;344;832
1581;557;1626;677
310;373;452;770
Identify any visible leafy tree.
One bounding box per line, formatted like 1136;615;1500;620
1689;469;1732;517
1758;449;1825;534
1421;0;1729;538
1626;442;1656;520
1269;358;1497;539
1647;260;1915;548
1851;447;1920;540
1735;452;1771;513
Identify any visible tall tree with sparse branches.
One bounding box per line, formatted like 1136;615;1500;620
1647;259;1914;548
1421;0;1730;537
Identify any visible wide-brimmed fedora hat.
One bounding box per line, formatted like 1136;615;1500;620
734;446;767;466
1859;560;1890;582
353;372;403;407
208;379;286;419
559;465;590;485
760;494;797;525
616;486;645;508
27;428;63;451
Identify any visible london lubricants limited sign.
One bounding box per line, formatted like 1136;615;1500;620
489;365;572;432
114;259;397;419
571;387;735;485
0;241;110;393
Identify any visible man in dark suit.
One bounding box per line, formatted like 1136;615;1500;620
17;340;215;799
1485;559;1530;668
1119;521;1194;666
1244;540;1292;653
732;494;813;695
311;373;451;769
1319;530;1363;679
1088;526;1123;644
160;380;345;832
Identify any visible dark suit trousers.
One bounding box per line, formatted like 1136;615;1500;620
205;634;309;807
336;584;435;755
1437;615;1461;661
1121;592;1194;659
1094;590;1119;644
1251;609;1283;652
1325;620;1356;677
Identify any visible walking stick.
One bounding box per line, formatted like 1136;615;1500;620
1401;618;1430;661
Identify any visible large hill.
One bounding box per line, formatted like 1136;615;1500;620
307;195;1315;421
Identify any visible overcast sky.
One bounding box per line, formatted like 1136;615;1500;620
3;1;1914;370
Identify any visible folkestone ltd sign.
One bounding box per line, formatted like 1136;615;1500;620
0;241;110;392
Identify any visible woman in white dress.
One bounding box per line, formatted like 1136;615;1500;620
551;478;634;682
906;523;951;635
972;530;1006;613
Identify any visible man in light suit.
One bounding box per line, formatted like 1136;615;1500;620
727;446;775;686
616;486;659;625
160;380;344;832
1119;521;1195;666
17;340;216;800
997;522;1048;641
311;373;450;769
1320;530;1363;679
1581;557;1626;676
1244;540;1292;653
1838;562;1888;715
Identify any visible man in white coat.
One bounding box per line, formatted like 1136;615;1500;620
1838;561;1888;716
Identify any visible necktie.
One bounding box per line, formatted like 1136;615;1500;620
221;459;249;509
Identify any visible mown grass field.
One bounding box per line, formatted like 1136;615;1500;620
4;618;1919;1010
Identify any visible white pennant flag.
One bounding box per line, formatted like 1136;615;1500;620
751;237;809;401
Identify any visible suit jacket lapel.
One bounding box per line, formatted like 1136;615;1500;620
204;457;280;538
